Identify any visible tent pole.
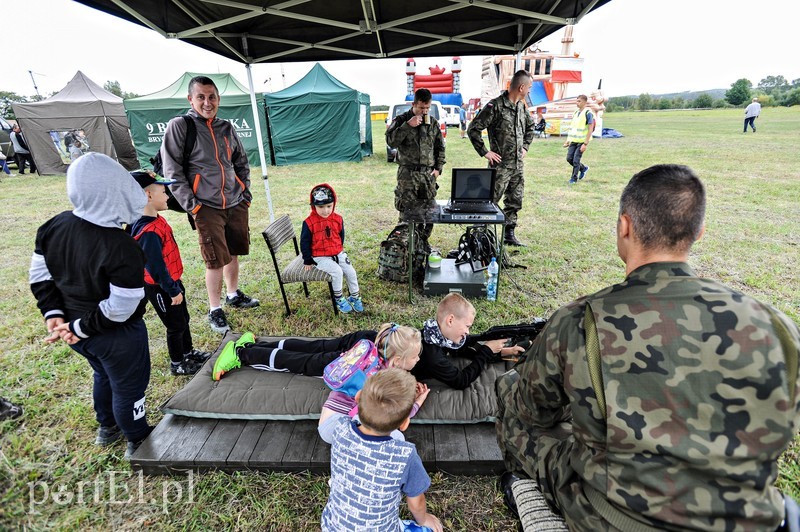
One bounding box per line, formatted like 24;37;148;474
245;62;274;222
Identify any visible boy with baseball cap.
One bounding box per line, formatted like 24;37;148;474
129;170;210;376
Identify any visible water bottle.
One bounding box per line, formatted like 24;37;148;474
486;257;499;301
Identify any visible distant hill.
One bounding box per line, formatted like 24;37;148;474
621;89;726;100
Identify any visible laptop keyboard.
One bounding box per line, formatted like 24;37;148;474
447;202;497;213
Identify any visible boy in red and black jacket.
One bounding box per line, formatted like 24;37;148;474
129;170;210;376
300;183;364;314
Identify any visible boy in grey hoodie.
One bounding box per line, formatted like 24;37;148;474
30;153;154;460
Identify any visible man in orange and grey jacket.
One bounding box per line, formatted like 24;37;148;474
161;75;259;335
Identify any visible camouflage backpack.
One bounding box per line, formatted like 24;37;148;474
377;224;429;283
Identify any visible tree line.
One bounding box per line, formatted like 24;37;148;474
605;75;800;112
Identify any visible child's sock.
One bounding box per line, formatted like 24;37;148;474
333;290;344;299
349;291;361;300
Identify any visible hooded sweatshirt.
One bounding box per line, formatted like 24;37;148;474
300;183;345;264
29;153;148;338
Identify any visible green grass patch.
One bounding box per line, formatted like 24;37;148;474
1;107;799;528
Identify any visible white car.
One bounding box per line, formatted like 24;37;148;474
385;101;447;162
441;104;463;127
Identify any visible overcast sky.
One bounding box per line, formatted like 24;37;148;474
5;0;799;106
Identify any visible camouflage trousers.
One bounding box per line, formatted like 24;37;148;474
395;166;438;212
493;166;524;226
495;369;615;531
395;166;438;240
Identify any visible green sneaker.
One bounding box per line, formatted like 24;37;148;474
212;340;241;381
234;332;256;351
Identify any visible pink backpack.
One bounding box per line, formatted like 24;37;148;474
323;339;385;397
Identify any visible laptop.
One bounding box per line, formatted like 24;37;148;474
445;168;498;213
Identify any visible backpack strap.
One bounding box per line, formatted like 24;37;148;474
180;115;197;177
180;115;198;231
584;303;606;419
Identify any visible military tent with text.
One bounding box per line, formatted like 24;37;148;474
124;72;271;169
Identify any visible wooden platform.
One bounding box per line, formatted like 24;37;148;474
131;414;504;476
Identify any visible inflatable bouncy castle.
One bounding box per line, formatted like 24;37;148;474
404;57;463;107
481;25;605;137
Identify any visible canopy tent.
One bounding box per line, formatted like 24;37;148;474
265;64;371;166
124;72;271;169
73;1;611;64
74;0;612;219
12;71;138;175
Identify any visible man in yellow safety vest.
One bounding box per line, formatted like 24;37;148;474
563;95;595;185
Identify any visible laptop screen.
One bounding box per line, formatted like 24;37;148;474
451;168;495;202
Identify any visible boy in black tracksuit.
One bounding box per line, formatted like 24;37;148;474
129;171;210;376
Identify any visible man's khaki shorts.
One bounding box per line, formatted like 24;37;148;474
193;202;250;269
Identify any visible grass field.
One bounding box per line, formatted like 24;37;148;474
1;107;799;530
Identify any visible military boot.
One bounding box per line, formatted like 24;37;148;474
504;225;526;247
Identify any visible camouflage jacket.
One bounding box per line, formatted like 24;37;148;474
468;91;534;169
385;109;446;172
509;262;800;530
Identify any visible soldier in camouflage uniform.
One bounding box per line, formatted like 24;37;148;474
386;88;446;243
468;70;534;246
496;164;800;531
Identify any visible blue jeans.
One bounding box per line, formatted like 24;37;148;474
566;142;586;180
744;116;757;132
69;320;153;442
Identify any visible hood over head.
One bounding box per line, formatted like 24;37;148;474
67;152;147;228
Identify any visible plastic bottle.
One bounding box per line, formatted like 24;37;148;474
486;257;499;301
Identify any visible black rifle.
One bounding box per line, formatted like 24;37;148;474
466;318;547;359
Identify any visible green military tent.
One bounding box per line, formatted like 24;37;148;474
265;63;372;166
124;72;270;169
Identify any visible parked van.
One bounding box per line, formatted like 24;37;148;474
441;104;462;127
385;101;447;162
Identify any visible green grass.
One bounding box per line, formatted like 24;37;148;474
1;107;799;529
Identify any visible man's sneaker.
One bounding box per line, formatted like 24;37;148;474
579;165;589;180
124;439;145;461
212;340;241;381
170;358;203;376
234;332;256;351
184;349;212;363
568;178;577;185
95;425;122;446
335;297;353;314
347;296;364;313
225;289;260;309
208;308;230;334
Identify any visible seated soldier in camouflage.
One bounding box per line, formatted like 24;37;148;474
496;164;800;530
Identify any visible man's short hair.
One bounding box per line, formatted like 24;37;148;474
509;70;532;91
620;164;706;253
576;94;588;102
357;368;417;434
414;88;432;103
188;76;219;96
437;292;475;322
